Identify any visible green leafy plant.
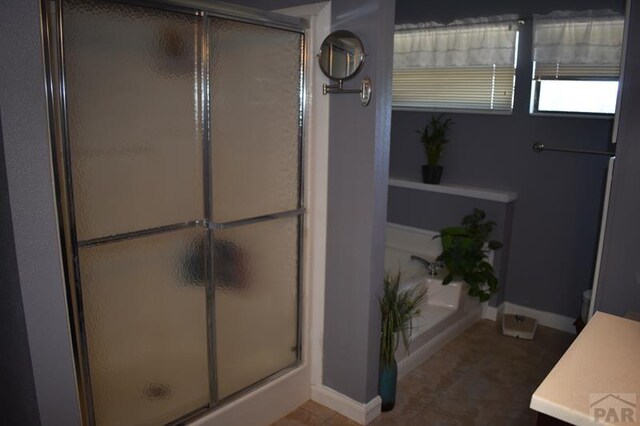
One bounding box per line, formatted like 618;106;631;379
418;114;453;166
379;271;427;364
436;208;503;302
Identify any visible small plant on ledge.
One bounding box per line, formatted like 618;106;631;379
418;114;452;185
436;208;503;302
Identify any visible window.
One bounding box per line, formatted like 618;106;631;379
392;18;520;113
536;80;619;114
531;11;624;116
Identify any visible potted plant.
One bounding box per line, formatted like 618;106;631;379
436;208;503;302
418;114;452;184
379;271;426;412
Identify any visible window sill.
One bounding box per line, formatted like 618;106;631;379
388;178;517;203
529;111;615;120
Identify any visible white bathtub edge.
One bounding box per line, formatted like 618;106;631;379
386;222;439;238
397;304;482;379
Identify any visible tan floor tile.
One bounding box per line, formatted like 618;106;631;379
299;400;336;420
535;325;575;352
370;410;421;426
383;387;432;419
323;413;361;426
270;408;324;426
274;320;574;426
414;405;478;426
416;349;477;385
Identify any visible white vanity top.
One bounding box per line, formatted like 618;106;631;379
530;311;640;425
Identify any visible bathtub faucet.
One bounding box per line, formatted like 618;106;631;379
410;255;443;276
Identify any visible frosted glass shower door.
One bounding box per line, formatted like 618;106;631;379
54;0;306;422
209;18;304;399
61;1;210;424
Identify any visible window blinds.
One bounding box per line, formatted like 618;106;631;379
534;63;620;80
533;11;624;81
393;18;519;112
393;65;515;111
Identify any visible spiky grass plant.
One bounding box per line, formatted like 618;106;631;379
379;271;427;365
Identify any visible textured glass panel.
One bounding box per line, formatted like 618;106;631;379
210;19;303;222
79;229;209;425
63;0;203;240
214;217;299;398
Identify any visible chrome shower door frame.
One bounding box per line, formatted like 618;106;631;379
40;0;309;424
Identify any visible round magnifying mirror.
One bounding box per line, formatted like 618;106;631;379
318;30;365;81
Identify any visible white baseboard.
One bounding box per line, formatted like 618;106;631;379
397;305;482;379
502;302;576;334
311;384;381;425
482;302;576;334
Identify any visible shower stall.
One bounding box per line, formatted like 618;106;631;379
42;0;307;424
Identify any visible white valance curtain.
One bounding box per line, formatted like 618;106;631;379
394;15;520;68
533;10;624;66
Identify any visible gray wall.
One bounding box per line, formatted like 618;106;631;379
226;0;396;403
323;0;394;403
0;1;82;425
594;0;640;316
0;114;41;426
390;0;623;318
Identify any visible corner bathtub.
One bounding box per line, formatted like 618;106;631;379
385;223;482;378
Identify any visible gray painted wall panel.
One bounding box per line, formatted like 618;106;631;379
0;114;41;426
323;0;395;404
0;1;82;424
594;0;640;316
390;0;622;317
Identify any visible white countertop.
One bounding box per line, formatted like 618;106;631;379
530;311;640;425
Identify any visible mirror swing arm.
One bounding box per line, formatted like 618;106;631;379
322;77;372;107
318;30;372;107
322;76;372;106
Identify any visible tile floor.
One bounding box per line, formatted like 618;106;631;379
272;320;575;426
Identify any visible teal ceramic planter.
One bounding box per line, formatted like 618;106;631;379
379;359;398;412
